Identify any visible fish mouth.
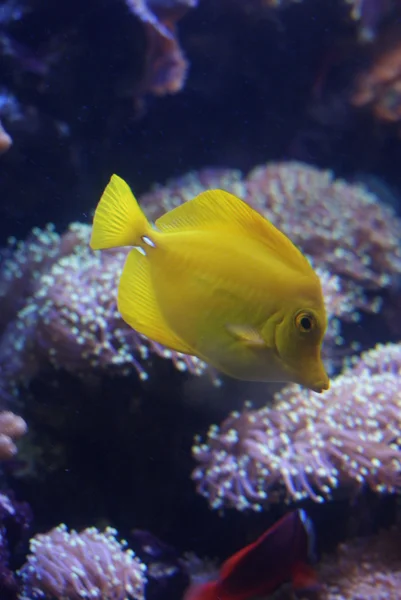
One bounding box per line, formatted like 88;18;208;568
310;377;330;393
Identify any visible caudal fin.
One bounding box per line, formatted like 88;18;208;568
90;174;149;250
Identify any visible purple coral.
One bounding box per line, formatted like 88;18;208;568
0;411;27;460
18;524;147;599
0;224;61;331
1;160;400;398
141;160;401;306
192;342;401;511
313;266;371;365
139;162;393;366
317;524;401;599
0;221;210;400
246;161;401;296
32;224;209;380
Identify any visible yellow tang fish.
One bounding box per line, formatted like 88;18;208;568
90;175;330;392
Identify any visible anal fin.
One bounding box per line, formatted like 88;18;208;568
118;248;194;355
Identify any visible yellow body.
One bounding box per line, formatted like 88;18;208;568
90;175;330;392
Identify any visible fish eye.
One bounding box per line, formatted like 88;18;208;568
295;311;315;333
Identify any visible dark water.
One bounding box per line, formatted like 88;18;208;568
0;0;401;598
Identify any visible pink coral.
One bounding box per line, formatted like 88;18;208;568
318;525;401;599
140;161;401;303
32;223;205;379
192;342;401;511
0;222;210;400
18;524;147;599
0;411;27;460
0;224;61;331
246;161;401;294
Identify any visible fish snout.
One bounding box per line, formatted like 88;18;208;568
309;377;330;393
300;363;330;393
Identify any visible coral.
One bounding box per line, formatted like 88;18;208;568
124;0;197;97
0;224;61;333
351;31;401;126
0;228;359;398
141;161;401;303
192;342;401;511
317;525;401;599
0;90;23;155
0;526;17;599
18;524;147;599
0;222;209;399
3;160;398;397
139;161;398;369
245;161;401;295
0;411;27;460
346;339;401;374
0;121;12;154
313;266;370;354
0;490;32;600
33;223;207;379
184;525;401;600
0;0;205;220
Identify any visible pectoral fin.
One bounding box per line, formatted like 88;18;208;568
226;324;266;348
118;248;195;355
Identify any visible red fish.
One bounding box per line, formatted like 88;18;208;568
184;510;318;600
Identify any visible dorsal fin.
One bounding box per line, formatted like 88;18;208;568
155;189;311;274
